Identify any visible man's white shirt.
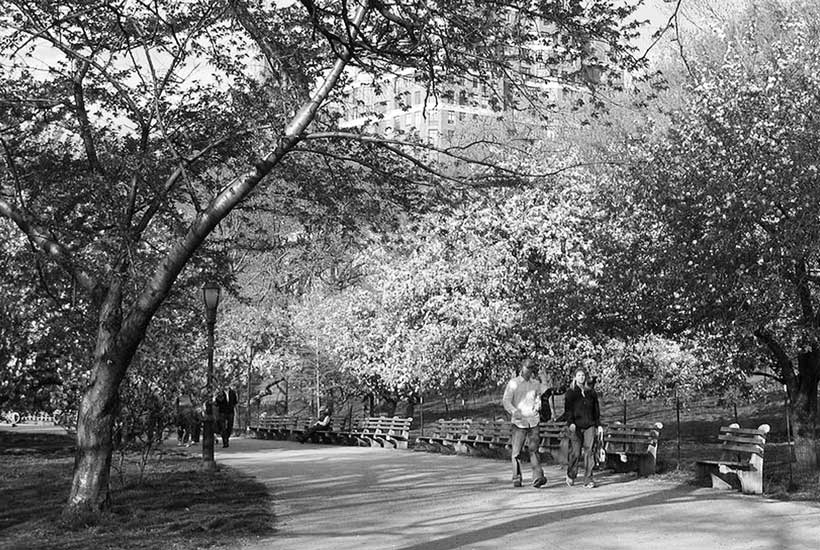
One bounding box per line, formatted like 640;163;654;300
502;375;548;428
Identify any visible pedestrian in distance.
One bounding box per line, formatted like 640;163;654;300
502;356;549;488
564;366;602;488
215;386;238;448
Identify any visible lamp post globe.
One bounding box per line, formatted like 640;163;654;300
202;282;220;471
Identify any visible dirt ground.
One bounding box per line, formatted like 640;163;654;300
218;437;820;550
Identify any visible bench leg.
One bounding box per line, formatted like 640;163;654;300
736;469;762;494
696;463;739;490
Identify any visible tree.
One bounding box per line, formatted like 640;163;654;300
0;0;640;519
615;1;820;469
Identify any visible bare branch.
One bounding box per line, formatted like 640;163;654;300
70;58;103;174
637;0;684;64
301;131;632;179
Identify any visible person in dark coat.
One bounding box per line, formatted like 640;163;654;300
215;386;238;448
564;367;602;488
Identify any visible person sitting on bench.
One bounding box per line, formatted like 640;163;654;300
299;407;332;443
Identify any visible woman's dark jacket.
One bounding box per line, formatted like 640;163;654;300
564;386;600;430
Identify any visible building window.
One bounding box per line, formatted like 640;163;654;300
458;111;465;121
447;111;455;124
414;90;422;104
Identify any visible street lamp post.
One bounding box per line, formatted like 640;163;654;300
202;282;221;471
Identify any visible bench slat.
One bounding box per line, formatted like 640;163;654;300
720;426;766;437
718;443;765;455
718;434;766;445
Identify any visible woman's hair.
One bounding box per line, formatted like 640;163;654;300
569;368;588;390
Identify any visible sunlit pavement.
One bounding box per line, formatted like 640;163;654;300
214;437;820;550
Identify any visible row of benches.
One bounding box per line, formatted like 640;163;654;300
417;419;664;477
251;415;413;449
249;415;772;494
250;415;664;476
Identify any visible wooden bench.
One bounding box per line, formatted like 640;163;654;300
417;418;472;451
252;415;297;440
603;421;664;476
351;416;413;449
455;419;490;453
456;419;568;460
695;423;770;494
250;415;275;439
468;419;510;451
289;417;313;440
538;421;570;464
324;417;363;445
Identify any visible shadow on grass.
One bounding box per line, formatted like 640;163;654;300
0;431;275;550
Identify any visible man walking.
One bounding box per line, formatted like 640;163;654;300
215;386;238;448
502;356;548;488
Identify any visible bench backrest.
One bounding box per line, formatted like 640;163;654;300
717;423;770;462
538;421;568;447
433;418;472;439
461;419;490;441
604;421;663;454
330;418;347;432
257;415;288;430
361;416;412;436
479;419;511;444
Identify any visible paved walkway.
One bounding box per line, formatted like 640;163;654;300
216;437;820;550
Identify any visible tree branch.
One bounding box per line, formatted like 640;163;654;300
753;328;796;390
301;131;632;179
70;58;102;174
118;5;368;357
0;198;98;292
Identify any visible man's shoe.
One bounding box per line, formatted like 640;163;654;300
584;481;596;488
532;477;547;488
565;476;574;487
512;477;523;488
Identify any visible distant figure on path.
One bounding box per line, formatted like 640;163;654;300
215;386;238;448
564;366;602;488
502;357;548;488
299;407;332;443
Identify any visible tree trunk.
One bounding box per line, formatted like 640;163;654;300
791;350;819;470
63;281;131;523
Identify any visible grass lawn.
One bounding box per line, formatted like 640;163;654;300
0;430;275;550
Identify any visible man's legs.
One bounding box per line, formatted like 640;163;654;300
221;413;234;447
525;427;546;486
510;425;526;487
581;427;596;485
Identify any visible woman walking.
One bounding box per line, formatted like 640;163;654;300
564;367;602;488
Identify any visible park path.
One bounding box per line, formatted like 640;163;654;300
216;437;820;550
